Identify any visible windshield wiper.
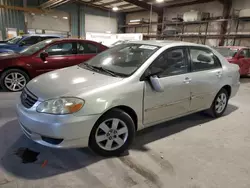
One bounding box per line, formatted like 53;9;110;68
81;63;126;77
81;63;97;71
91;66;120;77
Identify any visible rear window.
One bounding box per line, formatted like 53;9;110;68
214;47;238;58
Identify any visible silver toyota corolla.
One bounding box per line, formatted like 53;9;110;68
16;41;240;156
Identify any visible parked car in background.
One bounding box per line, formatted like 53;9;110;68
16;41;240;156
107;40;129;48
0;38;108;91
0;37;15;43
0;34;62;53
214;46;250;76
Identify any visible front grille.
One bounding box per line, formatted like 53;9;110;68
21;88;38;108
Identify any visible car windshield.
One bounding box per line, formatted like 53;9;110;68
19;39;54;55
80;43;159;77
112;40;128;46
214;47;238;58
6;36;23;44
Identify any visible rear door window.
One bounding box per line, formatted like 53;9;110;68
240;49;250;58
77;42;99;54
189;47;221;72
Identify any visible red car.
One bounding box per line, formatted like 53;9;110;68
0;39;108;91
215;46;250;76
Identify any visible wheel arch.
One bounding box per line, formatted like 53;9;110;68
95;105;138;131
221;85;231;97
1;66;31;78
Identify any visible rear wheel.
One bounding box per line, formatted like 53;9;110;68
89;109;135;156
209;88;229;118
0;69;29;92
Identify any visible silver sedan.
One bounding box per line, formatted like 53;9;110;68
16;41;240;156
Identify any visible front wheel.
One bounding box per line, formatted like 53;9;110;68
0;69;29;92
89;109;135;156
209;88;229;118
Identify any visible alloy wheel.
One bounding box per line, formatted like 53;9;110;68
4;72;27;91
95;118;129;151
215;93;227;114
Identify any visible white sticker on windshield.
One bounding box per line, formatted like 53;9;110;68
139;45;157;50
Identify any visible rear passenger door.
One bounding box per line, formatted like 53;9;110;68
188;47;223;112
73;42;100;64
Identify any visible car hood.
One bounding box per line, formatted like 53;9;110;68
26;66;124;100
0;52;22;60
0;43;13;48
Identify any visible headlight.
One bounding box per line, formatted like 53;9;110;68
36;97;84;115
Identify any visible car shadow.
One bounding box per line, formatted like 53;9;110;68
240;77;250;84
0;104;238;180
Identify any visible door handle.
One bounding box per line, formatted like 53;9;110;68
216;71;222;78
183;77;191;84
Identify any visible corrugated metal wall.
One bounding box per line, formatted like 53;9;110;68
57;3;79;37
59;3;125;38
0;0;25;39
0;0;125;39
83;6;125;35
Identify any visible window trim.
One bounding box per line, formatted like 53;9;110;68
141;46;191;80
188;46;222;73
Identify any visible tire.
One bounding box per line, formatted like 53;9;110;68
0;69;29;92
208;88;229;118
89;109;135;156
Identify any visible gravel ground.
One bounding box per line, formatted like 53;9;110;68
0;79;250;188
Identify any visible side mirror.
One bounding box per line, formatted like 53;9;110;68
141;67;163;81
149;75;164;92
40;52;49;61
237;55;245;59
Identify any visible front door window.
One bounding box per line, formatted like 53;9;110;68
45;42;74;56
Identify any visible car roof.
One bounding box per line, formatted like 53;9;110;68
127;40;207;48
216;46;247;49
22;34;62;37
46;38;102;43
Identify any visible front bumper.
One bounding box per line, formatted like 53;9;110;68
16;99;101;148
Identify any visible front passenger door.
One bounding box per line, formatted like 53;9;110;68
35;42;76;74
143;47;191;126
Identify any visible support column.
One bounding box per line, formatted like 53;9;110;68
157;10;163;40
219;0;232;46
23;0;28;34
78;4;81;38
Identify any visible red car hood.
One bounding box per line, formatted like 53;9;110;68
0;53;25;60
